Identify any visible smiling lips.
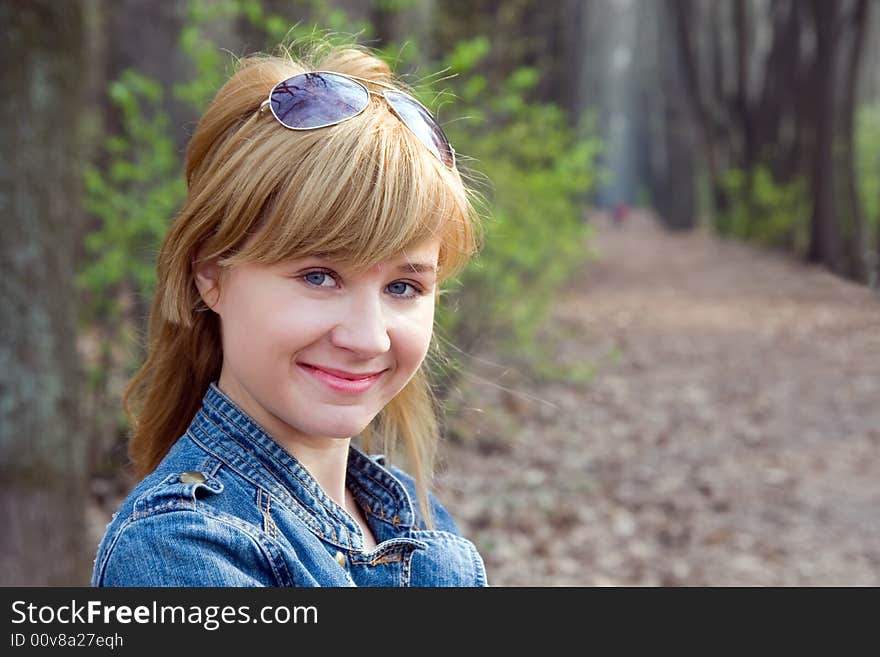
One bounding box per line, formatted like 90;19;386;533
298;363;386;394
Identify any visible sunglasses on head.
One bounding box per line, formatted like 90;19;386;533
259;70;456;169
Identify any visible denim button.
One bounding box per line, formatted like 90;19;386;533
334;551;347;567
179;471;206;484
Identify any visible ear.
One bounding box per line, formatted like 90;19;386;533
193;256;222;311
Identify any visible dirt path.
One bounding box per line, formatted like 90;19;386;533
436;210;880;586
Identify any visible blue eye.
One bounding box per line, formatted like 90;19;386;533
386;281;420;298
303;271;335;287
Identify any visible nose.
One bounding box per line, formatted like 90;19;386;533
329;293;392;356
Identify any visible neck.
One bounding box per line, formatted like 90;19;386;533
275;434;352;507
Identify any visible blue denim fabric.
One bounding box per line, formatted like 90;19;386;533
92;384;488;587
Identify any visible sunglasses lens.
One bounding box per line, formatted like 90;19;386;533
269;72;369;129
383;90;455;168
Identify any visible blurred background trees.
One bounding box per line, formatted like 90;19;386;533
1;0;91;585
2;0;879;584
665;0;873;278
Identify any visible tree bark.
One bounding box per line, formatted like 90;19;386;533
644;0;696;228
757;0;805;183
667;0;726;213
839;0;870;281
733;0;754;171
806;0;841;272
370;2;398;47
0;0;90;584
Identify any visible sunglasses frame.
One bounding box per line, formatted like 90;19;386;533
259;71;456;169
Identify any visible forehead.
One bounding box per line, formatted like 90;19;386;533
368;240;441;269
306;238;440;275
240;235;441;269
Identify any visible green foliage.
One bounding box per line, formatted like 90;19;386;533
717;166;809;255
174;20;230;111
431;42;604;357
856;103;880;233
372;0;418;11
80;69;185;320
443;36;490;77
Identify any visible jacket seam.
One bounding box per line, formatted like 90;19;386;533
346;453;407;520
257;487;279;540
348;538;429;565
471;543;487;587
345;474;388;522
401;549;413;587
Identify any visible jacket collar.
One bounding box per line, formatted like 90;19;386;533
188;383;416;551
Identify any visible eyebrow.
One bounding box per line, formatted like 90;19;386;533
305;255;438;277
397;263;437;275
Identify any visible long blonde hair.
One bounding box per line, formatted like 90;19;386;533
124;41;480;525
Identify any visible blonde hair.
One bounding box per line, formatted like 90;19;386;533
124;41;480;526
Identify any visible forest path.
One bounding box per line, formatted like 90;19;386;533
437;209;880;585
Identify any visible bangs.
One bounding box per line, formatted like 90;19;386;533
220;99;476;280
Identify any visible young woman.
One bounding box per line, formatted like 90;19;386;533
92;42;487;587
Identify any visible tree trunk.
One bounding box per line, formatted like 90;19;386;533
839;0;870;282
734;0;754;171
806;0;841;272
759;0;805;183
0;0;90;585
558;0;592;124
371;3;398;46
667;0;726;213
644;0;696;229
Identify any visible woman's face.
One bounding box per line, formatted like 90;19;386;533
197;240;440;447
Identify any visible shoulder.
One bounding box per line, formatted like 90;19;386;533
94;505;286;587
92;445;289;587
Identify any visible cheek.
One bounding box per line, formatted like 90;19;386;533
391;302;436;369
228;305;332;362
217;284;308;358
270;303;332;343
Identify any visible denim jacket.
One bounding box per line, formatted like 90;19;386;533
92;384;488;587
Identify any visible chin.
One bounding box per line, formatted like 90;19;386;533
301;413;376;440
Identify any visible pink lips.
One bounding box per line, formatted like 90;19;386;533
299;363;386;394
